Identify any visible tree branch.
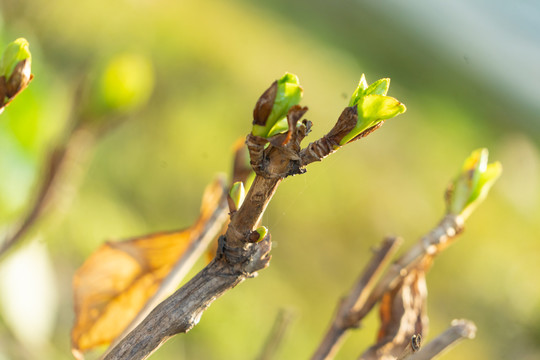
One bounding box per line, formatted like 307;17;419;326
103;234;272;360
101;85;402;359
103;101;376;359
104;121;303;359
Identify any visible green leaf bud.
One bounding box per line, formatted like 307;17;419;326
446;148;502;219
340;75;405;145
0;38;31;80
340;95;405;145
252;72;303;138
229;181;246;211
249;226;268;243
0;38;32;105
255;226;268;241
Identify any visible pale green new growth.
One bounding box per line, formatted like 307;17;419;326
340;74;405;145
252;72;303;138
0;38;31;79
447;148;502;219
229;181;246;210
348;74;389;106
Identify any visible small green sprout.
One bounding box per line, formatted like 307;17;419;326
248;226;268;243
446;148;502;219
255;226;268;241
229;181;246;211
339;74;406;145
252;72;303;138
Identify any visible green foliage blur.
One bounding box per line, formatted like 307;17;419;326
0;0;539;359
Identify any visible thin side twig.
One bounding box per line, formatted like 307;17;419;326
312;237;402;360
257;308;296;360
408;319;476;360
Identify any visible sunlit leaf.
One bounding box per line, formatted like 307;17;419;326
340;75;406;145
71;179;225;354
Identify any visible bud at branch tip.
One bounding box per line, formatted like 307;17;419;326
446;148;502;220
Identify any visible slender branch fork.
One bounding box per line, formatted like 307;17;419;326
311;214;465;360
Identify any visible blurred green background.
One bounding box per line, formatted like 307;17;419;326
0;0;539;359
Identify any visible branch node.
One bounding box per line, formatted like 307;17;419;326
215;235;272;277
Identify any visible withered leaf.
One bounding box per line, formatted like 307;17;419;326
71;179;225;354
360;269;428;360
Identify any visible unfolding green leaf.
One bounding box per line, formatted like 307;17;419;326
340;94;406;145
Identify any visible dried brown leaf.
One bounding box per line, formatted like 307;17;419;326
71;180;224;353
